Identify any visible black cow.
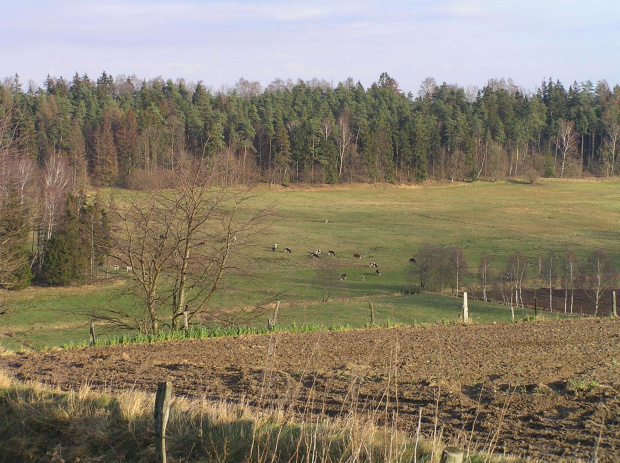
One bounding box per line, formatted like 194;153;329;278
284;247;292;253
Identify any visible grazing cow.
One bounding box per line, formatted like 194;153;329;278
126;266;133;272
353;253;361;259
112;265;119;271
272;244;277;251
284;247;292;253
409;257;417;263
361;275;365;281
369;262;378;268
315;249;322;255
376;269;382;276
310;252;320;258
328;250;336;256
340;274;347;281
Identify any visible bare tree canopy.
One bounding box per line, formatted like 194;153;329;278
104;162;272;334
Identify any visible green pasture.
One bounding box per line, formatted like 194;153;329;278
221;179;620;306
1;179;617;350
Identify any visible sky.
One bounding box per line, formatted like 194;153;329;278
1;0;619;94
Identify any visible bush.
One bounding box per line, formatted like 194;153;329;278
526;167;541;184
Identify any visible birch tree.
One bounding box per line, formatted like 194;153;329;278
585;251;617;316
546;252;555;312
563;249;577;314
555;119;579;178
336;107;353;179
602;110;619;177
507;250;528;308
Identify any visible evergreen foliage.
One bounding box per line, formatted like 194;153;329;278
40;193;109;286
1;73;619;186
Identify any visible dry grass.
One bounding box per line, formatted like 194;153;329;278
0;367;541;463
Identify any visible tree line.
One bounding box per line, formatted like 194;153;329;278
1;72;620;190
409;244;618;316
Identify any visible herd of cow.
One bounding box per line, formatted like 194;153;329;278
269;244;403;281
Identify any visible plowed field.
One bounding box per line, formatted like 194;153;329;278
2;319;620;461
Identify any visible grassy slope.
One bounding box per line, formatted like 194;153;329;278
1;179;617;350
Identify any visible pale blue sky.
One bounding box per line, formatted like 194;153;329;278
1;0;619;93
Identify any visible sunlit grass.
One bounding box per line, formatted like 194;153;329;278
1;179;617;349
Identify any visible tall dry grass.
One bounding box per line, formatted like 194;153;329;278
0;365;543;463
0;367;432;462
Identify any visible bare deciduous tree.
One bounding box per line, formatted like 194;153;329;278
0;100;33;290
563;249;577;314
555;119;579;178
415;243;435;292
545;252;555;312
314;257;342;303
478;252;492;302
602;110;620;177
507;250;528;308
336;107;353;178
35;155;70;269
452;245;467;296
585;251;617;316
105;162;271;334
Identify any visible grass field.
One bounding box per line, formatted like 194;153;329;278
1;179;617;350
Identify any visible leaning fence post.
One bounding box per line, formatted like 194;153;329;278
89;322;96;346
462;292;469;323
155;381;173;463
612;291;617;318
440;447;464;463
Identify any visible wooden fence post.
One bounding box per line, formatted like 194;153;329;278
183;311;189;331
369;302;375;325
612;291;617;318
154;381;173;463
440;447;464;463
89;323;96;346
462;292;469;323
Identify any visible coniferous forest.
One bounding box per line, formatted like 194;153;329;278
1;72;620;188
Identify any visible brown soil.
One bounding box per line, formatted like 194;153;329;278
2;319;619;461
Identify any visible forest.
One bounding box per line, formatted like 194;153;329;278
1;72;619;188
1;72;619;291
